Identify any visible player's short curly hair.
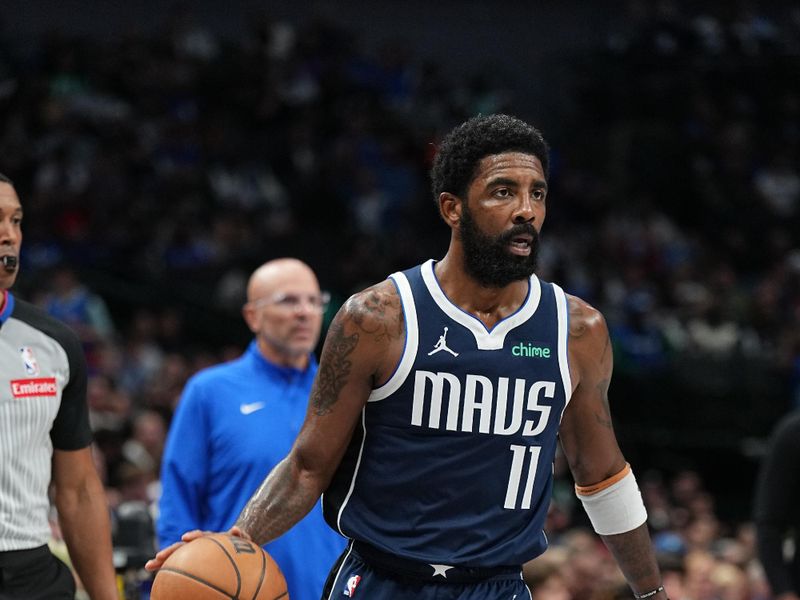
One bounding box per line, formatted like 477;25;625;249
430;114;549;203
0;172;13;186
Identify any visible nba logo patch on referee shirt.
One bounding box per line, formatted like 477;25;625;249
19;346;40;375
343;574;361;597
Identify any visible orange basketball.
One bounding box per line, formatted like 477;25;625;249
151;533;289;600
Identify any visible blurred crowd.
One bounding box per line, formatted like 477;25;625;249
0;0;798;598
527;454;771;600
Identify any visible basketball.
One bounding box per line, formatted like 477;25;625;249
151;534;289;600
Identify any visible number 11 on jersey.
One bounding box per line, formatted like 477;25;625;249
505;445;542;509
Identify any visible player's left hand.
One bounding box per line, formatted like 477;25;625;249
144;527;253;571
144;529;214;571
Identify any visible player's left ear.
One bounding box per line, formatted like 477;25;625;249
438;192;462;227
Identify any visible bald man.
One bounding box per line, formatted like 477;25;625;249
157;258;346;600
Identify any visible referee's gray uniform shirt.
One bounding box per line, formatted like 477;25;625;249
0;291;92;552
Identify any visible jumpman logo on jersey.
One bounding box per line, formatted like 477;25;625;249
428;326;459;357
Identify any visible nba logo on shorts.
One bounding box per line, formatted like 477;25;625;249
343;574;361;597
19;347;39;376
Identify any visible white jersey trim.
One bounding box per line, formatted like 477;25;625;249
335;409;368;536
368;271;418;402
553;284;573;415
420;259;542;350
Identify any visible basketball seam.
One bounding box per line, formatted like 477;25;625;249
272;592;289;600
209;536;243;598
249;543;266;600
159;567;236;599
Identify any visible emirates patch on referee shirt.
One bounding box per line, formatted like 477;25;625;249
10;377;57;398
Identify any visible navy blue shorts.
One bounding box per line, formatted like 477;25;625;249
321;542;532;600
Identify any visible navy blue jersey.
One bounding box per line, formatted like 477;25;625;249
323;260;572;568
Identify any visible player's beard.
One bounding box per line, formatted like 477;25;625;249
458;202;539;288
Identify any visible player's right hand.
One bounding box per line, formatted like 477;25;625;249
144;528;251;571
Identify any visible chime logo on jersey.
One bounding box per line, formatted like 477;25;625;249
343;574;361;597
19;346;40;375
412;371;555;436
511;341;551;359
10;377;58;398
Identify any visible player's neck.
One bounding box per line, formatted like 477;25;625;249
434;254;530;327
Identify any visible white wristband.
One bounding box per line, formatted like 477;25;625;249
576;468;648;535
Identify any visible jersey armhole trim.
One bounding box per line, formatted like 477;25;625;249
553;284;573;413
368;272;418;402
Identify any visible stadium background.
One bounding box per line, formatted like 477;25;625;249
1;0;798;596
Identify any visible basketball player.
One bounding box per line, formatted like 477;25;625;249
148;115;667;600
0;174;117;599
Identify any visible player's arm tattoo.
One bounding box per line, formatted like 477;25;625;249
349;289;404;342
235;457;314;545
594;377;613;428
310;318;358;416
593;332;614;428
310;286;403;416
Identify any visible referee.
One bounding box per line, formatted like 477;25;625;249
0;174;117;599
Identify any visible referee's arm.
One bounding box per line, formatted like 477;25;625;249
53;446;118;600
50;324;118;600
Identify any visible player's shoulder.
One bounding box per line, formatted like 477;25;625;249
340;278;403;328
325;278;406;358
565;293;608;342
348;278;400;304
